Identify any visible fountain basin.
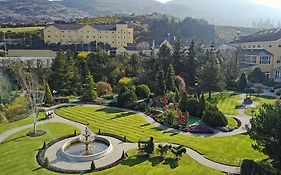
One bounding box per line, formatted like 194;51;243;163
60;136;113;162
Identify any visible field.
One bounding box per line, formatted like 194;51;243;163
0;27;44;33
55;105;266;166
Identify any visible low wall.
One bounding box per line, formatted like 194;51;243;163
7;49;57;57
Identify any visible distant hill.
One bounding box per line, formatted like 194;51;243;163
1;0;281;27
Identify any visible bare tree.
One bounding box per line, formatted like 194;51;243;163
2;60;46;134
19;68;45;134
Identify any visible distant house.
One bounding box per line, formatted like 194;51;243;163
230;28;281;82
43;23;134;49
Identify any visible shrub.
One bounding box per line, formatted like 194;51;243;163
186;98;199;116
202;104;227;127
164;108;178;127
44;82;53;104
248;68;266;84
179;92;188;112
117;88;137;108
197;95;207;117
136;84;151;99
44;157;49;168
90;161;96;170
96;82;113;97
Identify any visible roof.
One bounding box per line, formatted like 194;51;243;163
90;24;116;31
234;28;281;43
51;24;116;31
238;49;273;56
53;24;85;30
125;43;141;51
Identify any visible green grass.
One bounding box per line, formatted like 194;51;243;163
209;91;242;115
0;123;78;175
0;27;44;33
227;117;238;127
0;112;46;134
55;106;267;166
244;96;276;116
0;122;223;175
94;149;223;175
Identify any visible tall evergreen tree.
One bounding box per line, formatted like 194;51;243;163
156;66;167;95
158;44;172;72
199;51;225;99
238;73;248;91
172;39;187;79
166;64;177;92
44;82;53;104
81;72;98;102
49;51;81;96
186;40;197;87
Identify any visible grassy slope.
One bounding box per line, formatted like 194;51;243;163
0;112;46;134
0;123;78;175
209;92;242;115
55;106;266;166
0;27;44;33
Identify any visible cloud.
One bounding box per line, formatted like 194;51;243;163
250;0;281;8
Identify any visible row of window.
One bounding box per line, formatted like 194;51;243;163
260;56;271;64
48;35;128;40
243;44;281;49
48;30;131;34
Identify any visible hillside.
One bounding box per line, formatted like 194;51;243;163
0;0;281;27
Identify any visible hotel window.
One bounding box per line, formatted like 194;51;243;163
257;45;260;48
260;56;271;64
265;72;270;79
276;70;280;79
253;45;256;48
279;44;281;47
269;45;272;47
277;56;281;64
48;36;50;38
62;30;64;33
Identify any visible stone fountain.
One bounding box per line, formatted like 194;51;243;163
60;125;113;162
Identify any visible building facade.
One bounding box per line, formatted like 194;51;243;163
230;28;281;82
44;23;134;49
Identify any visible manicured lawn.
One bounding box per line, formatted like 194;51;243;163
0;122;223;175
0;123;78;175
226;117;238;127
0;112;46;134
0;27;44;33
94;149;224;175
208;91;242;115
55;106;267;166
244;96;276;116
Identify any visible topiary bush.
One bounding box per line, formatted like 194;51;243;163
164;108;178;127
136;84;151;99
202;104;227;127
117;88;137;108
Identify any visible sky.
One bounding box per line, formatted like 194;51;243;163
155;0;172;3
250;0;281;8
155;0;281;8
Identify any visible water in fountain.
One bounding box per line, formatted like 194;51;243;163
64;126;109;156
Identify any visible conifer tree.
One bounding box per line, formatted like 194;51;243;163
166;64;177;92
81;72;98;102
44;82;53;104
